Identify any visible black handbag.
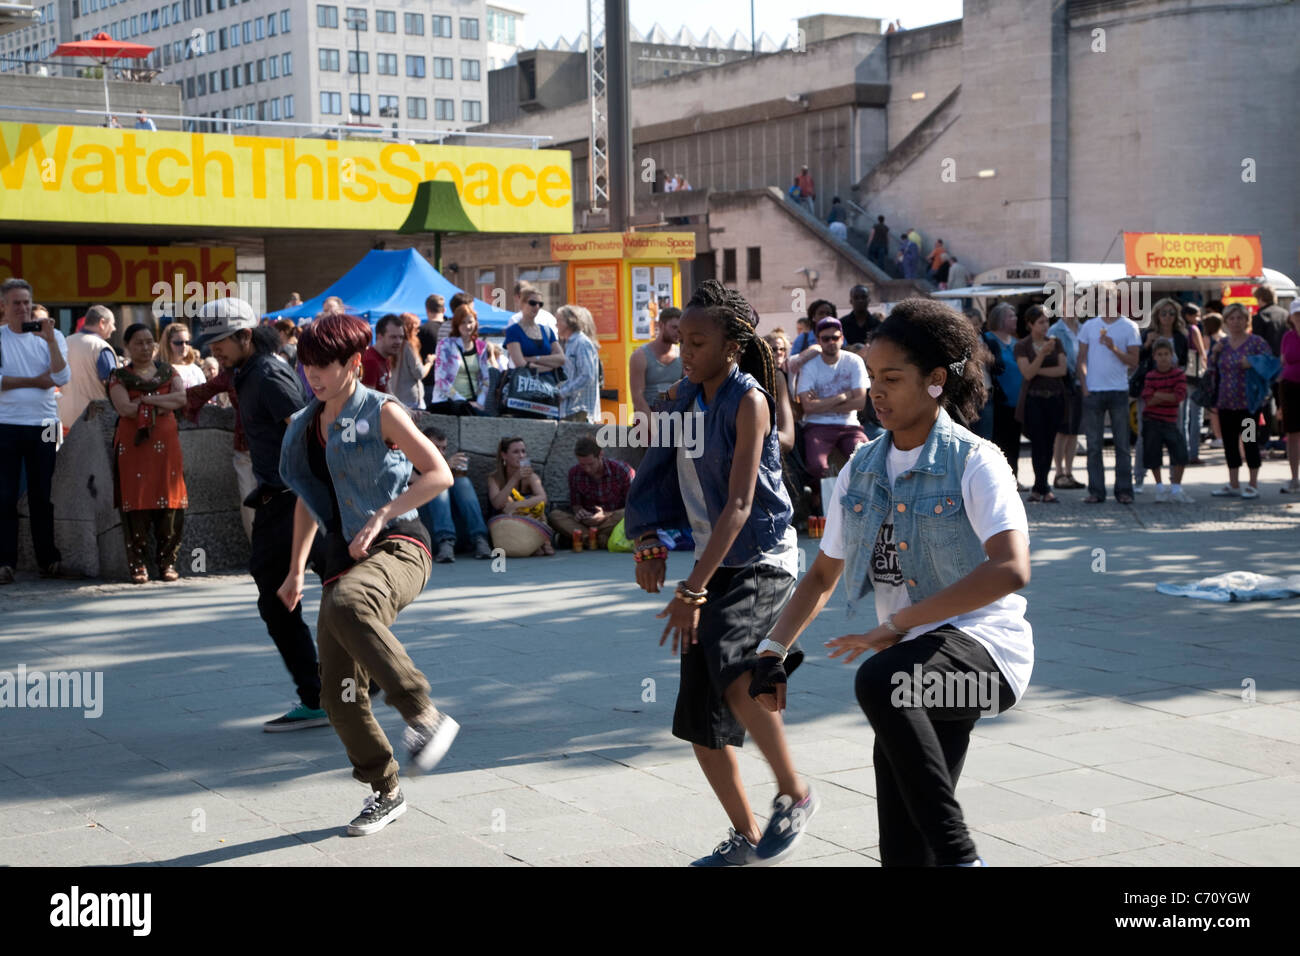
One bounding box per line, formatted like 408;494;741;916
1190;366;1218;409
499;366;563;419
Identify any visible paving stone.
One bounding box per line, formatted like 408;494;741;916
978;813;1165;862
1190;775;1300;823
1096;753;1265;793
1103;794;1270;842
1196;824;1300;866
997;768;1171;811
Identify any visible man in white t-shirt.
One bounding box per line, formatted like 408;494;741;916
792;317;870;479
506;280;557;332
1076;288;1141;503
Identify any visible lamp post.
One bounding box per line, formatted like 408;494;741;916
345;12;364;122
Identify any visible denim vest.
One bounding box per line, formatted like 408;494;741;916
279;383;419;541
839;409;990;619
625;364;791;566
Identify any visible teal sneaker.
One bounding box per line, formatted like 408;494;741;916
263;704;330;733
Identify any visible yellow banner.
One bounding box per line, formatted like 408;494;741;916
550;231;696;261
1124;232;1263;278
0;243;236;303
0;122;573;233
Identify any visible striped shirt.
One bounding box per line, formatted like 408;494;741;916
1140;366;1187;423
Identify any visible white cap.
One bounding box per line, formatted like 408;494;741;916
195;298;257;346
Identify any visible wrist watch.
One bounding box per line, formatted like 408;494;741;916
756;638;788;661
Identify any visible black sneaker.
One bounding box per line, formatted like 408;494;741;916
434;540;456;564
0;566;13;585
403;712;460;773
755;788;819;864
473;535;492;560
347;789;407;836
262;703;331;732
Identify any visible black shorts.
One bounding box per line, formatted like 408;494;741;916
1142;417;1188;468
1057;383;1082;435
1280;380;1300;434
673;562;796;750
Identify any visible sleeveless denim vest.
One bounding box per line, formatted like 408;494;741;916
839;408;991;619
279;383;419;541
625;364;791;566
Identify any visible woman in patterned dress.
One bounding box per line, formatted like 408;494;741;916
108;323;189;583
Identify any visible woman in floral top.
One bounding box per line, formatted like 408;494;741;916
428;305;490;415
1209;304;1272;499
107;324;189;583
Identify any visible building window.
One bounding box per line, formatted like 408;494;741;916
319;48;339;71
317;4;337;28
405;55;424;77
245;62;253;83
256;58;265;81
257;100;267;121
283;93;294;117
320;90;341;114
270;98;280;120
403;12;423;35
487;9;516;44
407;96;426;119
197;73;206;95
432;57;452;80
269;56;278;77
377;52;397;75
266;13;275;36
242;20;251;42
375;9;395;33
280;10;290;32
434;98;453;121
345;7;366;29
378;94;399;117
461;58;480;81
186;76;196;98
229;21;239;46
431;15;451;37
255;17;263;39
723;249;737;283
747;247;761;282
347;50;368;73
231;66;240;88
349;92;370;116
282;51;292;74
461;100;481;123
459;17;478;40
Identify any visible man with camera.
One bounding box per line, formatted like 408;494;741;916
0;278;72;584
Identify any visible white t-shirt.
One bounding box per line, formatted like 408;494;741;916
1077;316;1141;392
794;350;869;426
0;326;69;426
676;402;799;578
820;439;1034;703
508;308;558;332
173;362;206;389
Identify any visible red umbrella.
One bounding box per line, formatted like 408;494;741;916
51;32;154;126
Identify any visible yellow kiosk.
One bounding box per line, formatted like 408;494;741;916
550;231;696;421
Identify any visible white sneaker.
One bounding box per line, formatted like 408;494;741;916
1210;438;1224;449
1241;485;1260;500
1133;485;1144;494
1171;489;1196;504
1154;486;1169;503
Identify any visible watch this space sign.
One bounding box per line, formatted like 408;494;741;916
0;122;573;233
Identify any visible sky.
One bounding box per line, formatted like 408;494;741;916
510;0;964;49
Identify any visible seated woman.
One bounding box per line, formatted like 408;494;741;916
428;304;491;415
108;323;190;583
486;436;554;556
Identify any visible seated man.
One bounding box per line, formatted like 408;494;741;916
418;426;492;563
791;317;870;479
548;434;635;550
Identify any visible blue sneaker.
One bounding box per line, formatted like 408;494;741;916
263;703;330;733
754;788;818;864
690;828;762;867
953;857;989;867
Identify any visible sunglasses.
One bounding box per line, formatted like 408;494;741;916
171;337;190;344
819;334;841;343
527;300;544;307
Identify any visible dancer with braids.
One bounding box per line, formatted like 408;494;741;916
757;298;1033;867
625;279;815;867
276;313;460;836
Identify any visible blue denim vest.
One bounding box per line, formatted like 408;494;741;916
279;383;419;541
839;408;990;619
625;364;791;566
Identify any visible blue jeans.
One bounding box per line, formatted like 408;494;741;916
1183;396;1201;459
1082;390;1132;499
417;476;488;548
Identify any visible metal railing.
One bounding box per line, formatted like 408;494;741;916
0;102;556;147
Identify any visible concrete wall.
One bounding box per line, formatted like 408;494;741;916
884;20;963;152
0;74;182;128
17;401;647;580
1066;0;1299;272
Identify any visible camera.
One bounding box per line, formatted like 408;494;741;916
21;320;44;332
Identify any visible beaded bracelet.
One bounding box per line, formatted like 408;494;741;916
634;545;668;563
